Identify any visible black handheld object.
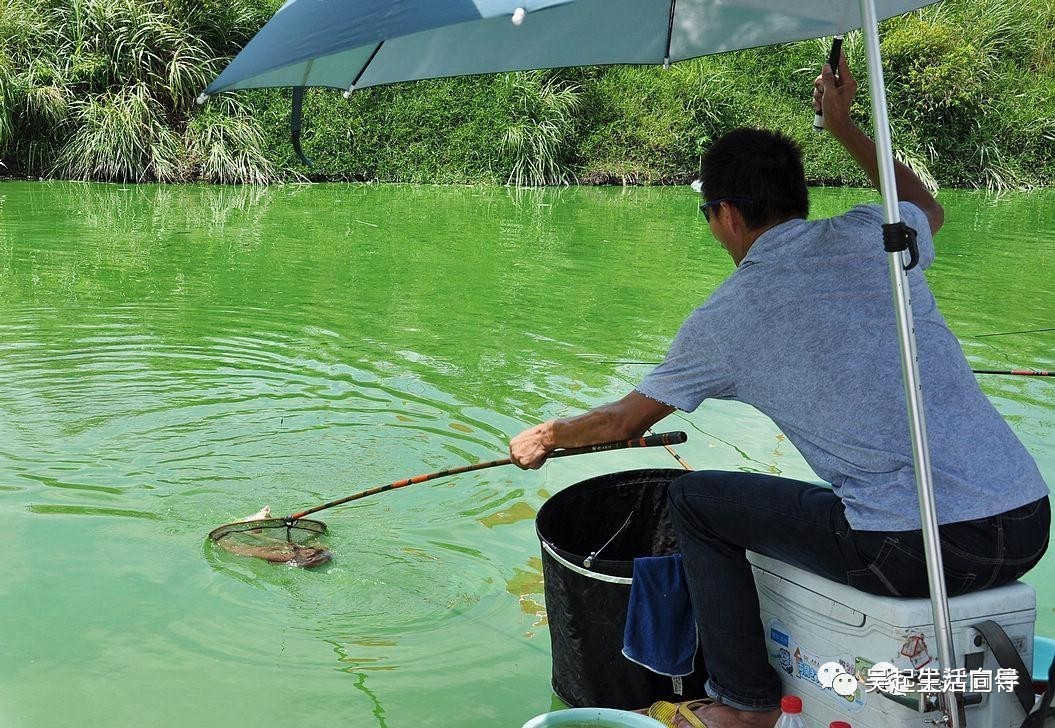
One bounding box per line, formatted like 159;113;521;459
813;35;844;131
552;431;689;455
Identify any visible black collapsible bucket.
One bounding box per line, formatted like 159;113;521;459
535;468;708;710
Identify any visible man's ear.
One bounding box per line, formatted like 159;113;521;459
721;202;747;236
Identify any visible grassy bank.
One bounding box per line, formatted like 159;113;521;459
2;0;1054;189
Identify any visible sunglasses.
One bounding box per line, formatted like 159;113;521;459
699;197;752;222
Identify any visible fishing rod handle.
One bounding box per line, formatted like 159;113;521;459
548;431;688;458
813;35;843;131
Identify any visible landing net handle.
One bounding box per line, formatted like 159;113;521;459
289;431;688;520
207;431;687;537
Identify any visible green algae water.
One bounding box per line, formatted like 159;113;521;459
0;182;1052;728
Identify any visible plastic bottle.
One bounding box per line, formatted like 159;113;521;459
774;696;807;728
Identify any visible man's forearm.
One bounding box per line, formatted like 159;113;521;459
550;402;646;448
509;391;673;469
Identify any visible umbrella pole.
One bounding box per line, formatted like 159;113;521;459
857;1;964;726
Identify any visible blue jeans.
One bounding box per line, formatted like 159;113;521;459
667;471;1051;712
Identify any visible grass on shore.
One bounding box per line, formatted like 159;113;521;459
2;0;1053;188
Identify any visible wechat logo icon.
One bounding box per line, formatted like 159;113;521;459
818;662;859;697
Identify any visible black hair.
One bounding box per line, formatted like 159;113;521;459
701;128;809;229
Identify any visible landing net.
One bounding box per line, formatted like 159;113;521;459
208;513;331;569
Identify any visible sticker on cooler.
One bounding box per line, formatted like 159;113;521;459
899;633;934;670
767;619;867;712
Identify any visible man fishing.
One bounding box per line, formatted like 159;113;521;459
509;52;1050;728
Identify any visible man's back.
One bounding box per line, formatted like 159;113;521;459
636;201;1049;530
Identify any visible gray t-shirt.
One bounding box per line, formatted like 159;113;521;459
637;202;1049;531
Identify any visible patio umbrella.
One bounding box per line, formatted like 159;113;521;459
200;1;966;725
200;0;931;96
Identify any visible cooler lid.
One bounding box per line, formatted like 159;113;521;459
749;553;1037;628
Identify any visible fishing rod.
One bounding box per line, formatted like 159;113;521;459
646;427;693;471
288;431;688;520
812;35;843;131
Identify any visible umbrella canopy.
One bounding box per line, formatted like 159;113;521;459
203;0;934;97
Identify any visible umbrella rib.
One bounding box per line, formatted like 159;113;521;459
346;41;385;94
663;0;677;67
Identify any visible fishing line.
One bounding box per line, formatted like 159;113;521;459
973;327;1055;338
586;356;1052;377
583;511;634;569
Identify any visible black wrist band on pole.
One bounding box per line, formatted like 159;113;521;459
883;221;920;271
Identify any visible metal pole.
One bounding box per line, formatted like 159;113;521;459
857;0;964;725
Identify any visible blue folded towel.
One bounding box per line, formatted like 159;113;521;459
621;553;697;678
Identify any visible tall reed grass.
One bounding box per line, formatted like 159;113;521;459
1;0;277;183
500;72;582;187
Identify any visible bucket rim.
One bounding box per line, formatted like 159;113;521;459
535;467;686;580
521;707;667;728
541;540;633;585
535;467;687;537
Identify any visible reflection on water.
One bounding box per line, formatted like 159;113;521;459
0;181;1052;727
478;501;537;528
507;557;548;629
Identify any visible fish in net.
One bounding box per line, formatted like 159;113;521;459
209;506;332;569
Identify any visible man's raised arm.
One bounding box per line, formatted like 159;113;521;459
815;52;944;236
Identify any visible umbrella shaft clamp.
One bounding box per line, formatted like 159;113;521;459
883;222;920;271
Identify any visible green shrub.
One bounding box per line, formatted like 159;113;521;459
882;20;985;127
185;96;275;184
500;71;582;186
57;84;184;181
574;61;746;184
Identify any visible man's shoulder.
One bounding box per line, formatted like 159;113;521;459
826;201;935;268
831;203;883;225
830;201;928;227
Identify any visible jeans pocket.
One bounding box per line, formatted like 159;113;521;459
846;535;976;598
1000;497;1051;566
938;520;1002;564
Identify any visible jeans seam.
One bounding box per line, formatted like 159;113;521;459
939;539;1044;566
850;536;982;596
871;538;903;596
846;537;899;594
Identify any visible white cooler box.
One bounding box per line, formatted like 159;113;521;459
749;553;1036;728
